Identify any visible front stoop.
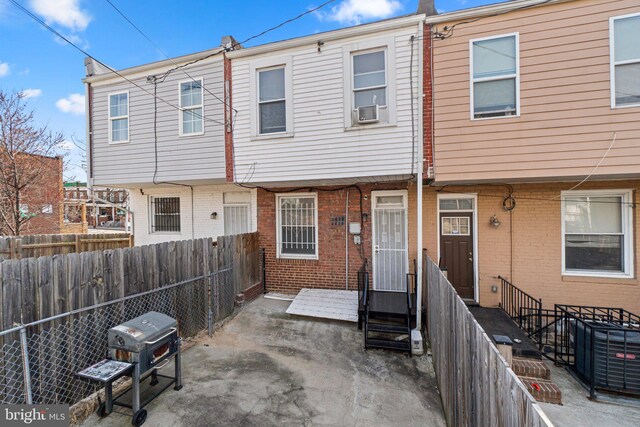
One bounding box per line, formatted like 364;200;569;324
512;357;550;380
520;377;563;405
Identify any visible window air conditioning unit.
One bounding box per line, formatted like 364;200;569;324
356;105;379;124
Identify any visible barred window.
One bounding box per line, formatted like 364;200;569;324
277;194;317;258
150;197;180;233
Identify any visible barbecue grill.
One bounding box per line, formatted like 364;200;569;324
81;312;183;426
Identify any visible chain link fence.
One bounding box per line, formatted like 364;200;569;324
0;267;236;407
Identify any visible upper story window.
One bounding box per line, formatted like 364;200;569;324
179;79;204;136
470;33;519;119
150;196;181;233
562;190;633;278
276;194;318;259
258;67;286;134
353;50;387;109
109;92;129;143
611;13;640;108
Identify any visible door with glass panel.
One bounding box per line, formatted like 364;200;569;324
372;191;408;292
438;197;475;300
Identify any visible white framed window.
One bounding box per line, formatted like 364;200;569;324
561;190;634;278
352;49;387;110
258;67;286;134
223;192;251;235
276;193;318;259
610;13;640;108
150;196;181;233
41;204;53;214
470;33;519;119
179;79;204;136
108;91;129;143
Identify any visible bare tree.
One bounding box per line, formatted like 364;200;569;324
0;90;64;235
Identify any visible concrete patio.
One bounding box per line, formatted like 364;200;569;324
82;296;445;426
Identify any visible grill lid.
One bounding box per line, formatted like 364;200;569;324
108;311;177;351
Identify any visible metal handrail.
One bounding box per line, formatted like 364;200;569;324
499;275;543;349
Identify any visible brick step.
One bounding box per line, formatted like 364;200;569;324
512;357;550;380
520;377;562;405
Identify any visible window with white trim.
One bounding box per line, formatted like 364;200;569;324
611;13;640;107
352;50;387;110
562;190;633;276
471;34;518;119
277;194;317;258
223;192;251;235
150;197;181;233
109;92;129;143
258;67;286;134
179;79;203;135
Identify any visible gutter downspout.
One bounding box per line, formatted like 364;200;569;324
346;190;349;290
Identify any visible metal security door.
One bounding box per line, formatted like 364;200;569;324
372;191;408;291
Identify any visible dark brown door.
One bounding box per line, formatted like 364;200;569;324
439;212;474;299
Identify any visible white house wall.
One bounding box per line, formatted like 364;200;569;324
90;58;227;187
231;22;422;184
129;184;257;246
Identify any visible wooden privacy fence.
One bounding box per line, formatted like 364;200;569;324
0;233;133;261
424;256;554;427
0;232;261;334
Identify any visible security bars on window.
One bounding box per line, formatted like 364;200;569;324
279;196;316;257
224;204;250;235
151;197;181;233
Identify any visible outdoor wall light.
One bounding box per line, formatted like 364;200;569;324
362;213;369;222
489;214;501;228
210;212;218;220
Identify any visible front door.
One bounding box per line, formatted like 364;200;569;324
372;191;408;291
439;211;474;299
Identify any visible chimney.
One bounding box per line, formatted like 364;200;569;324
417;0;437;16
220;35;242;52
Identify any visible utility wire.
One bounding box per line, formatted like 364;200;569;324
7;0;225;126
103;0;234;112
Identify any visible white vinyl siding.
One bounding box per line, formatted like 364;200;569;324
470;33;519;119
91;58;226;187
561;190;633;278
276;193;318;259
232;22;419;183
109;91;129;143
610;13;640;108
179;79;204;136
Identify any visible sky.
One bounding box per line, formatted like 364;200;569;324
0;0;503;182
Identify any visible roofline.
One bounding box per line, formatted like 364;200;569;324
83;46;226;84
424;0;576;24
226;13;426;59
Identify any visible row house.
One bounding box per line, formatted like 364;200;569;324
423;0;640;314
85;0;640;321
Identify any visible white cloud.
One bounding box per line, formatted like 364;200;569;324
21;88;42;99
0;62;9;77
321;0;403;25
56;93;85;115
30;0;91;31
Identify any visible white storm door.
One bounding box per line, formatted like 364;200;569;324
372;191;409;291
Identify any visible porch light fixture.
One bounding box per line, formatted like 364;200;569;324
210;212;218;220
489;215;501;228
362;213;369;222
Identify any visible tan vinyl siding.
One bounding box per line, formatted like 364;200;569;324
91;58;227;187
432;0;640;184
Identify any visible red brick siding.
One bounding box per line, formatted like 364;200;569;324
258;183;411;294
423;23;434;179
223;54;234;182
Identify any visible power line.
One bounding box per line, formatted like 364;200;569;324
103;0;233;112
7;0;225;126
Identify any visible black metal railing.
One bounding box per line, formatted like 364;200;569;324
499;276;543;345
554;305;640;399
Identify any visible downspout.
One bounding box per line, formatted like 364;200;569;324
346;190;349;290
415;21;425;332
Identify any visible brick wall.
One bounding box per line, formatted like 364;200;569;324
223;54;234;182
258;182;417;294
423;23;434;178
423;180;640;314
